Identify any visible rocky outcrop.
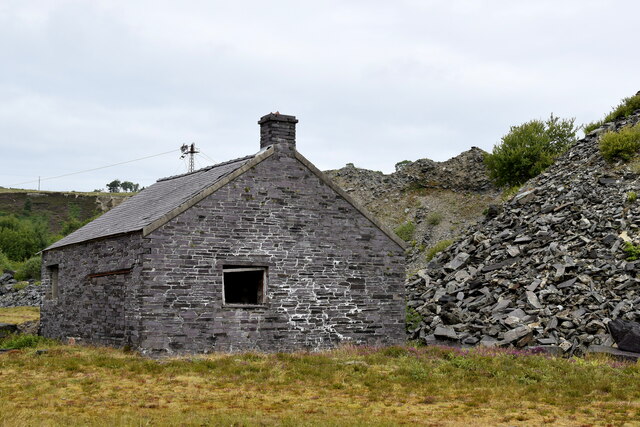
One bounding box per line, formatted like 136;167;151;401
327;147;494;197
407;110;640;356
394;147;495;193
326;148;500;273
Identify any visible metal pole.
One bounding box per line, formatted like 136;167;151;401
189;143;196;173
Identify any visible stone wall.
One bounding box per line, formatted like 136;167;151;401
40;233;145;347
139;144;406;355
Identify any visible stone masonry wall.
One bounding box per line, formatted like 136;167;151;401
139;145;406;355
41;233;145;347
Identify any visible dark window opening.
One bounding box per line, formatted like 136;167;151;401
47;265;59;300
223;266;266;305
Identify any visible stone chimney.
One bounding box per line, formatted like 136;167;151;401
258;112;298;150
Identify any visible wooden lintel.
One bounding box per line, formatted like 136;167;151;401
87;269;132;279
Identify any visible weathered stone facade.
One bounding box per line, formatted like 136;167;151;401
41;113;406;355
41;233;144;347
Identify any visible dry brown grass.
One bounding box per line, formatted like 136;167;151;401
0;306;39;324
0;342;638;426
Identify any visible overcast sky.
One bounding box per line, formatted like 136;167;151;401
1;1;638;192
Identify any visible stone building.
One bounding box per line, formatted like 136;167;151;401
40;113;406;355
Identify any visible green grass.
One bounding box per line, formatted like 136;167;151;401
628;191;638;203
405;307;422;331
0;343;638;425
585;94;640;134
425;239;453;261
599;123;640;162
603;93;640;123
12;281;30;291
584;120;605;134
426;211;443;226
0;334;54;349
501;184;523;201
393;221;415;242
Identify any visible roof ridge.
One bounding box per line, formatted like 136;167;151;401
157;153;256;182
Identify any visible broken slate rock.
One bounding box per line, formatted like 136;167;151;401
525;291;542;309
608;319;640;353
502;326;531;344
434;325;459;340
445;253;470;271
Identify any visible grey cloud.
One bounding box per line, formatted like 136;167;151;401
0;1;639;191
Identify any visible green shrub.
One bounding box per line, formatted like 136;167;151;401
599;123;640;162
425;239;453;261
0;250;16;273
629;158;640;175
406;307;422;331
394;221;415;242
12;281;29;291
0;334;52;350
14;255;41;281
627;191;638;203
426;212;443;226
603;93;640;123
60;212;101;237
584;94;640;135
584;120;605;134
22;199;32;215
623;242;640;261
484;114;577;187
0;213;50;261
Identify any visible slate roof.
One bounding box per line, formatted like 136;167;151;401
46;153;256;250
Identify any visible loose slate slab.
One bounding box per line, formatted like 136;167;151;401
434;325;459;340
588;345;640;362
502;326;531;344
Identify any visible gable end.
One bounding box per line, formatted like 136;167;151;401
293;151;407;250
142;146;275;236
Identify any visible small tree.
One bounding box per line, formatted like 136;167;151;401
120;181;134;192
484;114;577;187
106;179;121;193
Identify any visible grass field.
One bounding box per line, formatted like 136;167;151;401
0;306;40;324
1;337;639;426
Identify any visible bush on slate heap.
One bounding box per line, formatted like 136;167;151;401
484;114;577;187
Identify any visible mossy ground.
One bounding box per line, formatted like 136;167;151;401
0;339;638;426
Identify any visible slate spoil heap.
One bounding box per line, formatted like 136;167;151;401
0;273;42;308
407;110;640;356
